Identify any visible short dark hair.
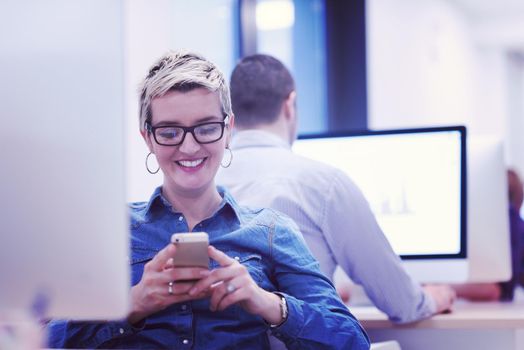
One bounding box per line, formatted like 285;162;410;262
230;54;295;128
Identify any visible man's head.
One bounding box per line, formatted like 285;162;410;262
139;51;233;132
230;54;297;142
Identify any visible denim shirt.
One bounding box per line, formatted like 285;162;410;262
47;186;369;349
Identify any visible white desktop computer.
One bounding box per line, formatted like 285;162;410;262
467;136;512;282
294;126;468;283
0;0;129;324
294;127;513;286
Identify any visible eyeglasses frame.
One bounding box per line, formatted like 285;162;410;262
145;115;230;146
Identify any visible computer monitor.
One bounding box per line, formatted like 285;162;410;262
293;126;468;282
0;1;129;322
467;137;511;282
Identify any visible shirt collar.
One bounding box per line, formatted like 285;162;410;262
143;186;169;215
143;185;242;223
230;130;291;151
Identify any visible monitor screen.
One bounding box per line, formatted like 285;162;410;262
293;126;467;262
0;0;129;323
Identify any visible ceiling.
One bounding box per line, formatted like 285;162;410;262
447;0;524;52
448;0;524;19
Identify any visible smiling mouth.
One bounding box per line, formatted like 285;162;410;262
176;158;206;168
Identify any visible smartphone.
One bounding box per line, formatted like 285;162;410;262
170;232;209;268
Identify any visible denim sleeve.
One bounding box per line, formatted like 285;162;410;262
46;319;141;348
268;214;370;350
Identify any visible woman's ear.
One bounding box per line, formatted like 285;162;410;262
141;128;154;153
225;113;235;146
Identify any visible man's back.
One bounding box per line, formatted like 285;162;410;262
219;131;340;276
217;129;436;323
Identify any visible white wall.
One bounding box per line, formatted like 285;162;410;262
367;0;476;129
124;0;236;202
367;0;524;177
124;0;172;203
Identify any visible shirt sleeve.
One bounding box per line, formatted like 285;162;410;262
320;169;436;323
46;319;143;348
268;214;370;349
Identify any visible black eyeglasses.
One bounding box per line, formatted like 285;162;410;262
145;115;229;146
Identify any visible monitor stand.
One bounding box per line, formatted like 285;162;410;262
402;259;469;283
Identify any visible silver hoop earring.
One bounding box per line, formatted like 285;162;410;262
145;152;160;174
221;147;233;168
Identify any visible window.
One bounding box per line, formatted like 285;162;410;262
240;0;328;134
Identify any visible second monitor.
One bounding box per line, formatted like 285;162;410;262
293;126;468;282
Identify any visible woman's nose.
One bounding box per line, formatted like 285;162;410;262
178;132;201;153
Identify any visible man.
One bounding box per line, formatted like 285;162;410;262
217;54;455;323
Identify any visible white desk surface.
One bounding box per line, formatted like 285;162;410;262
351;292;524;350
351;299;524;329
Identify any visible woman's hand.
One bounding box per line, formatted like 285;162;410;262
188;246;283;325
128;243;210;324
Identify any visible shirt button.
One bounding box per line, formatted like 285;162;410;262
119;328;124;334
178;216;183;221
182;339;189;345
181;304;187;311
234;256;240;261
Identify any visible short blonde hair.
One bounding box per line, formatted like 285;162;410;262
139;51;232;131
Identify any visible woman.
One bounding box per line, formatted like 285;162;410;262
47;51;369;349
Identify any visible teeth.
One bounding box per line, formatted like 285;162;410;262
177;159;204;168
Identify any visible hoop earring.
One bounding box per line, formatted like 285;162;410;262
145;152;160;174
221;147;233;168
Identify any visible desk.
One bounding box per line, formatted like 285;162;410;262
351;300;524;350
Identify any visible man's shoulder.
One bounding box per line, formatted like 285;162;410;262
291;151;334;167
288;152;358;189
274;150;347;181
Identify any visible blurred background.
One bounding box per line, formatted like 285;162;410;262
124;0;524;208
1;1;520;336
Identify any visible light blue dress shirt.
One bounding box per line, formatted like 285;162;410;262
217;130;436;323
47;186;369;349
